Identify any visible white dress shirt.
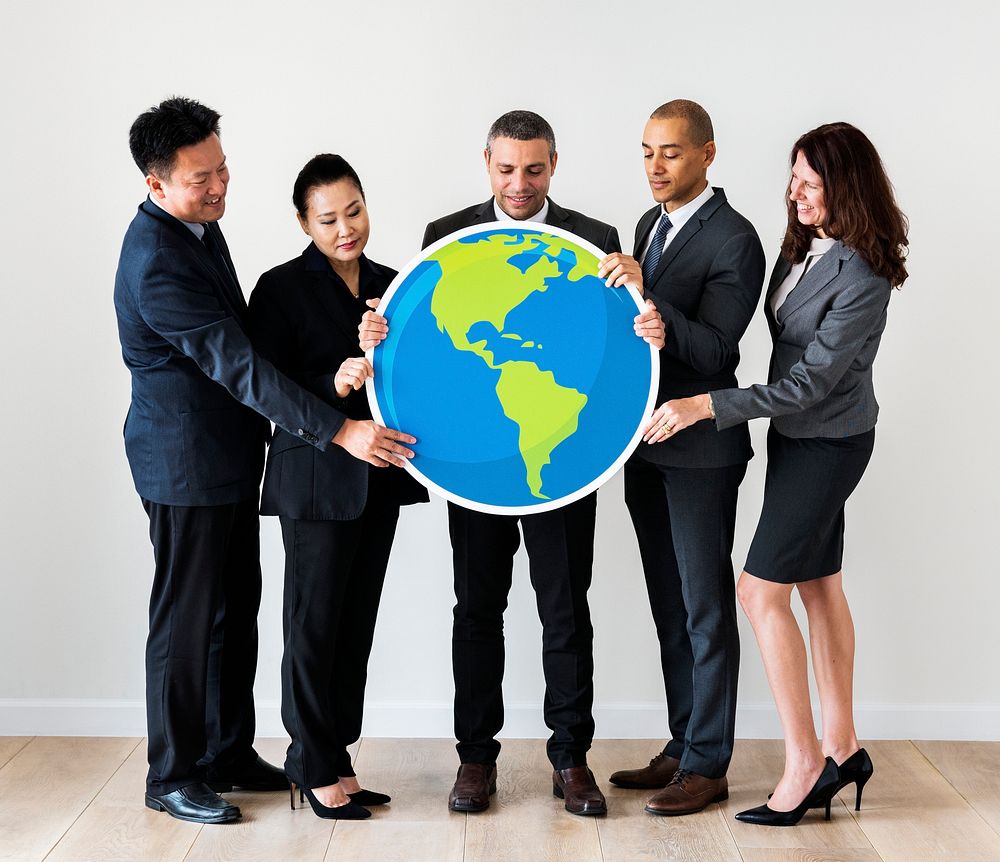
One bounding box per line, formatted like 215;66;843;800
493;197;550;224
638;184;715;265
770;236;837;314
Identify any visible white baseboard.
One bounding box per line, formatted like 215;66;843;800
1;699;998;741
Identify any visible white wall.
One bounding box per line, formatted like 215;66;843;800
1;0;997;740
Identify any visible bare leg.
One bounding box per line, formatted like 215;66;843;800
737;571;826;811
338;776;362;793
797;572;859;764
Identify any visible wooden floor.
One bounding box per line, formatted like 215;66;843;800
1;738;998;861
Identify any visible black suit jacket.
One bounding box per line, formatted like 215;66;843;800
634;188;766;468
248;244;428;520
114;200;346;506
422;197;622;255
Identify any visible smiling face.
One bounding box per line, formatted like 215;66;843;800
485;136;557;220
789;150;828;236
297;178;370;267
148;133;229;223
642;117;715;212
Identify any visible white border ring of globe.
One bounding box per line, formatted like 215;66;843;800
366;220;659;516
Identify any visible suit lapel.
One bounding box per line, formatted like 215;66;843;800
646;189;726;292
776;242;853;323
475;198;498;224
304;245;370;345
633;206;660;256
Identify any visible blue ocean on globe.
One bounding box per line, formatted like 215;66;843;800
369;225;656;513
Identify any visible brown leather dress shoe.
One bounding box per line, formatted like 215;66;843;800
608;751;681;789
448;763;497;812
553;766;607;816
644;769;728;816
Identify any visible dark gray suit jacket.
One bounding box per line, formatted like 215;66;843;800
635;188;766;468
711;241;892;438
422;197;621;255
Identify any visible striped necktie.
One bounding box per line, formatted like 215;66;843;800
641;212;673;287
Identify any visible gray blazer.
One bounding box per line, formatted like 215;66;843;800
711;241;892;438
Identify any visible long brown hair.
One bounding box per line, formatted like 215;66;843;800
781;123;909;288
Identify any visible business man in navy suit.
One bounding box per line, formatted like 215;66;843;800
599;100;765;816
115;98;413;825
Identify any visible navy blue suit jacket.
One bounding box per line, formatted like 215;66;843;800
634;188;766;468
114;199;347;506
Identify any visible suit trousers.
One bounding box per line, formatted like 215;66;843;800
624;458;746;779
142;497;261;795
448;493;597;771
279;492;400;789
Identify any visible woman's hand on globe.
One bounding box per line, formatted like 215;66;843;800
332;418;416;468
598;253;644;295
334;357;374;399
359;298;389;351
635;300;665;349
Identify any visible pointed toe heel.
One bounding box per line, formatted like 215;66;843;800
735;758;840;827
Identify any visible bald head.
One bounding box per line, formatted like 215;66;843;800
650;99;714;146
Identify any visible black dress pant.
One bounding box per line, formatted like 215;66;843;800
142;497;261;796
448;492;597;771
624;458;746;779
279;493;400;789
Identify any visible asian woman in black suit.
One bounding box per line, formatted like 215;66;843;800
248;155;427;820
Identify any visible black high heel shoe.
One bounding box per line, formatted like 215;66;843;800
735;757;840;826
836;748;874;811
348;789;391;806
289;782;371;820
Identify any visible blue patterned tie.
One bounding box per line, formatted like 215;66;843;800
641;212;673;287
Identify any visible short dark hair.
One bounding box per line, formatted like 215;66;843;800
486;110;556;157
129;96;221;178
292;154;365;217
649;99;714;146
782;122;909;288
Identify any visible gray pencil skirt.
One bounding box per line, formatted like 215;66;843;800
744;425;876;584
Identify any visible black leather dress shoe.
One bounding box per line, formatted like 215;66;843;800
207;754;290;792
145;782;241;824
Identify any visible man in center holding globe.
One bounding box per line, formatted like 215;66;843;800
362;110;664;816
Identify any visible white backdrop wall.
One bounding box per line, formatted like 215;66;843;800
1;0;997;740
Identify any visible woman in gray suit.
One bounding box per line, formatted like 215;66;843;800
645;122;908;826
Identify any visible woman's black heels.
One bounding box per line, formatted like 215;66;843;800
735;757;840;826
348;789;391;806
835;747;874;811
290;783;372;820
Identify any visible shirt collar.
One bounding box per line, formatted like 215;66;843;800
661;183;714;232
493;197;550;224
147;194;206;240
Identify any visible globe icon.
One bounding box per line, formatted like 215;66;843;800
367;222;658;514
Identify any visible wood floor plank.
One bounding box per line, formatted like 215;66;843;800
915;740;1000;835
183;737;334;862
324;738;464;862
0;738;32;770
723;739;874;852
739;850;881;861
587;739;742;861
848;740;1000;862
45;741;200;862
462;738;602;862
0;736;139;862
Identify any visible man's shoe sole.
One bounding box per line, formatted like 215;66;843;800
552;784;608;816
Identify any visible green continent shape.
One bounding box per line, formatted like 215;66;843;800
493;361;587;499
428;232;592;499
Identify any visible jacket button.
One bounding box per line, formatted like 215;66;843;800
297;428;306;437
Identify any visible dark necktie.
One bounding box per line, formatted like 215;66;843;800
202;223;242;304
641;212;673;287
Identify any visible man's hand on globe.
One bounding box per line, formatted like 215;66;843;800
635;300;665;350
598;252;644;295
359;298;388;351
332;418;416;468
